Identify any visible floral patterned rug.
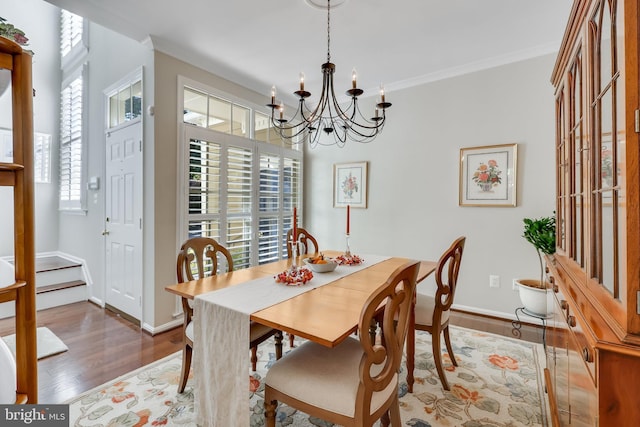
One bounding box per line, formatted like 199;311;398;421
66;326;548;426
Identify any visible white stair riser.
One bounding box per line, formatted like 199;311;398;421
36;267;83;288
0;285;87;319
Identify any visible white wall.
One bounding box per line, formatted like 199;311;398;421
0;0;60;256
57;22;154;308
151;51;277;328
305;54;557;319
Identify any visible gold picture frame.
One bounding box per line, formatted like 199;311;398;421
459;143;517;207
333;161;368;208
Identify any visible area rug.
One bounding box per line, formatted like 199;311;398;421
1;326;68;360
66;326;548;426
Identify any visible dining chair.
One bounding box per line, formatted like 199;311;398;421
176;236;282;393
285;227;319;347
285;227;319;258
413;236;466;391
263;260;420;427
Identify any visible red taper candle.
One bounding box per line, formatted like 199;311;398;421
293;207;297;241
346;205;350;235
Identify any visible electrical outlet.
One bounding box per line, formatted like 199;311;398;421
489;275;500;288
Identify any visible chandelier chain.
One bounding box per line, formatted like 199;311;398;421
326;0;331;63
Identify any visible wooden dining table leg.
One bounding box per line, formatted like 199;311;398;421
406;298;416;393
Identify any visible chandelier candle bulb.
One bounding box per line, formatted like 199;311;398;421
379;85;386;103
299;72;305;91
271;86;276;105
352;68;357;89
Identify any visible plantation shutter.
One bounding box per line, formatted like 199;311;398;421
258;153;281;264
60;10;83;58
226;146;253;269
282;156;301;255
59;71;85;210
187;137;222;236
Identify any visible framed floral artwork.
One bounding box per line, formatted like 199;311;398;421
459;143;517;207
333;161;368;208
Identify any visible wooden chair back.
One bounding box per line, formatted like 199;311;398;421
433;236;466;326
355;260;419;420
285;227;319;257
177;236;234;282
176;237;234;323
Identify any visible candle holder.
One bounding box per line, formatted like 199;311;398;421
344;233;351;257
290;239;299;270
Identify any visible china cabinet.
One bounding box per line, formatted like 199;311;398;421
547;0;640;425
0;36;37;403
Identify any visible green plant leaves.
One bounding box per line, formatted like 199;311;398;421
522;215;556;255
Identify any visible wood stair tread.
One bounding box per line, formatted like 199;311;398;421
36;280;86;294
34;256;82;273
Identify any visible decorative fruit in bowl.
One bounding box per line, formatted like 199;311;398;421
303;254;338;273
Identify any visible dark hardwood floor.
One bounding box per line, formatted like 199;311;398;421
0;301;543;404
0;302;183;404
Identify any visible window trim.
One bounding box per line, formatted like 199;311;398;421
176;76;303;266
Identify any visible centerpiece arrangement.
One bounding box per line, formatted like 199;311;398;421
303;253;338;273
336;204;363;265
275;207;314;286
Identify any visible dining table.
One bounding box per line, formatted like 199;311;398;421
165;249;437;426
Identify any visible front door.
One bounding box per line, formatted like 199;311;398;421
104;120;143;321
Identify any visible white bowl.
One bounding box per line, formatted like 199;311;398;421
303;257;338;273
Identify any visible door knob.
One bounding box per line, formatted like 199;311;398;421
102;230;110;236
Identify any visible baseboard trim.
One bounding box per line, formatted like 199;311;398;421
452;303;530;323
142;318;182;336
88;296;104;307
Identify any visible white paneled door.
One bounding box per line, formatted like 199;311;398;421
104;120;143;321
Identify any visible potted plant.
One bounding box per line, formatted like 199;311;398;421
515;214;556;316
0;17;32;97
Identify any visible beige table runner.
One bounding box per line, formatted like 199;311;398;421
193;254;389;426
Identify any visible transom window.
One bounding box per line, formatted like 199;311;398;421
179;77;303;270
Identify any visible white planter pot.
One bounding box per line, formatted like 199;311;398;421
515;279;550;317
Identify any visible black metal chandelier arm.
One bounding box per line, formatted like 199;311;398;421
265;0;391;146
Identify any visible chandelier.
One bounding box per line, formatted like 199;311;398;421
266;0;391;147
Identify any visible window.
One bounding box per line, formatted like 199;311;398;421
179;78;303;269
59;9;88;211
108;78;142;128
34;132;51;183
59;67;86;211
60;10;87;69
0;129;51;183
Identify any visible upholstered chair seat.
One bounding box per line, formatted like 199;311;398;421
414;293;451;327
265;338;392;418
264;261;420;427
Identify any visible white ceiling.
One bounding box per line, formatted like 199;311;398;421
44;0;574;104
